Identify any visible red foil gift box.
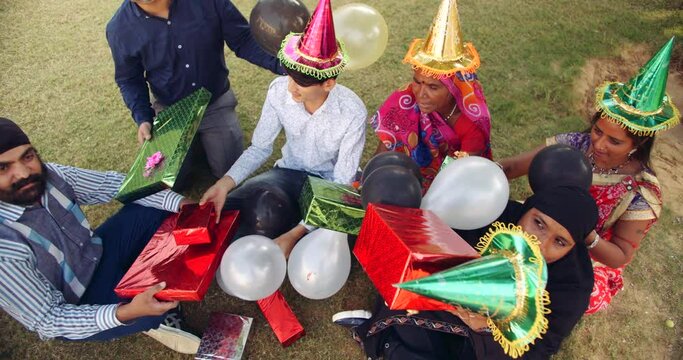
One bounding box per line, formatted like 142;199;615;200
257;291;305;347
173;203;214;245
353;204;480;310
114;208;239;301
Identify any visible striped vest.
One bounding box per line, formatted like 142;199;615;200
0;169;103;304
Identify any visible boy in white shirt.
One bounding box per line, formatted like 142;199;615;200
201;0;367;256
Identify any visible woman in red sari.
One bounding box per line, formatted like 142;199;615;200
370;0;492;191
500;38;678;313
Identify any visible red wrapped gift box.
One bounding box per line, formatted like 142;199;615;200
257;291;305;347
173;203;214;245
114;207;239;301
353;204;480;310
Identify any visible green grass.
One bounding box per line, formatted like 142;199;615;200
0;0;682;359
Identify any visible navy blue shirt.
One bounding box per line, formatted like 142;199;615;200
106;0;284;125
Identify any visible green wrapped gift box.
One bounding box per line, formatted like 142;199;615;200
299;176;365;235
116;88;211;203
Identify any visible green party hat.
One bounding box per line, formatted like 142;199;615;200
596;37;680;136
394;223;550;359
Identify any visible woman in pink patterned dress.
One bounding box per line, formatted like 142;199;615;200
370;0;492;191
499;38;678;313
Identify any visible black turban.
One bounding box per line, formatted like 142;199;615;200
0;118;30;154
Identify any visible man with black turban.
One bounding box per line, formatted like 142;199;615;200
0;118;198;353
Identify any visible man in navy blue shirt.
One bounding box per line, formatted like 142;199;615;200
106;0;284;180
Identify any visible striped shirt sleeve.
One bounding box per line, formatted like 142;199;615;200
47;163;183;212
0;240;122;339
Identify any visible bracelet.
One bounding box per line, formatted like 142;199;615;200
475;326;492;334
586;234;600;249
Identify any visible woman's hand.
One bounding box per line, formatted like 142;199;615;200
447;307;490;333
273;224;308;259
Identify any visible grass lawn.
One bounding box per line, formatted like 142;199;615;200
0;0;681;359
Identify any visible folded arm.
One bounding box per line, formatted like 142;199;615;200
47;163;184;212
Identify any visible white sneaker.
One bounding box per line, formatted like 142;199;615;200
144;324;201;354
332;310;372;328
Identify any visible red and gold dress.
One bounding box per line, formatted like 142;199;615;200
549;132;662;314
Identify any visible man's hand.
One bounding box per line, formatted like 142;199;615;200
116;282;178;323
178;198;197;212
199;176;236;222
137;121;153;145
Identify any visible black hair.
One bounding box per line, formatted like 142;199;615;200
285;67;337;87
587;111;655;171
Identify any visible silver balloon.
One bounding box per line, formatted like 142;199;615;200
421;156;509;230
218;235;286;301
287;229;350;300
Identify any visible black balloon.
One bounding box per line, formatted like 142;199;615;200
361;165;423;209
239;185;299;239
361;151;423;185
249;0;310;56
528;144;593;193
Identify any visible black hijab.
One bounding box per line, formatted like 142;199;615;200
519;187;598;359
358;187;599;360
458;187;598;359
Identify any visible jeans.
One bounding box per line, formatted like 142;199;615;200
64;204;171;341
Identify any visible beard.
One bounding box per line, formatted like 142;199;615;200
0;162;47;206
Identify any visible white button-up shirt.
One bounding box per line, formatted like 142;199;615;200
226;76;367;185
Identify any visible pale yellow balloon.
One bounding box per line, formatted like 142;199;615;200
333;3;389;71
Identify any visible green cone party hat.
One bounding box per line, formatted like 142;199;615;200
394;223;550;359
596;37;680;136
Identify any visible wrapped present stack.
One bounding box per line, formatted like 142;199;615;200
173;203;215;246
115;205;239;301
116;88;211;203
299;176;365;235
353;203;480;310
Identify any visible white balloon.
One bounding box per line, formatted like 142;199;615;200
287;229;351;300
422;157;509;230
214;268;233;296
333;3;389;71
217;235;286;301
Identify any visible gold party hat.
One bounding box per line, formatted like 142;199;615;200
403;0;480;78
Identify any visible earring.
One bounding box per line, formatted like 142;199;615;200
628;148;636;158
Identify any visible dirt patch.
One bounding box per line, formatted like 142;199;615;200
574;44;683;216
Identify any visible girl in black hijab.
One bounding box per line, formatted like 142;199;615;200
353;186;599;359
